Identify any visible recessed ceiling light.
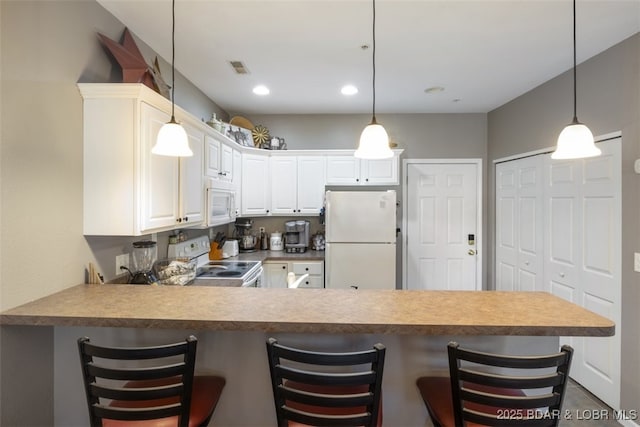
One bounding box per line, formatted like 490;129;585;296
424;86;445;94
341;85;358;96
253;85;270;96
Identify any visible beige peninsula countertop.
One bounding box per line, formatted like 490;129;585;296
0;285;614;336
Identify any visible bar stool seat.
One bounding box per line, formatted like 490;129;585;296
416;376;526;427
103;376;226;427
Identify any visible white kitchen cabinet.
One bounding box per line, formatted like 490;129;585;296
296;156;326;214
262;260;324;288
179;124;206;226
80;83;205;235
262;262;289;288
137;104;206;232
205;134;233;185
325;150;401;185
270;155;325;215
291;260;324;288
270;156;298;214
232;149;242;217
241;152;270;216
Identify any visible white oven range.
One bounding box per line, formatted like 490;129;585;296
167;235;262;287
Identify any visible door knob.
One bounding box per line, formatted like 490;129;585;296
468;249;476;255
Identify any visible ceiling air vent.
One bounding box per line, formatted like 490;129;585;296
229;61;249;75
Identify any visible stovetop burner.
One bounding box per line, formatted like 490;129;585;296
196;260;261;279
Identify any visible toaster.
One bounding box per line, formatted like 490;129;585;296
222;239;239;258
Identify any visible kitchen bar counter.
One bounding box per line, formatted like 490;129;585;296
0;285;614;336
2;286;615;426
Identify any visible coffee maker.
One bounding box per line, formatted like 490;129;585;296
284;220;310;253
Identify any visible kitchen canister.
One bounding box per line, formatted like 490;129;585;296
270;232;284;251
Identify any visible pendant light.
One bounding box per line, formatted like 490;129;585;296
355;0;392;160
551;0;600;160
152;0;193;157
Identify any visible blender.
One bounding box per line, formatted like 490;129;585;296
233;218;257;252
129;240;159;284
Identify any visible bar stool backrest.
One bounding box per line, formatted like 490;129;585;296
266;338;386;427
447;341;574;427
77;336;198;427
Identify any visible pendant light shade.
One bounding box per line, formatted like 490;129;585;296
356;119;392;159
152;0;193;157
355;0;392;160
551;0;600;160
152;118;192;156
552;119;600;159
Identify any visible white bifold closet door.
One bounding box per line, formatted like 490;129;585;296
495;155;544;291
545;138;621;410
494;137;621;410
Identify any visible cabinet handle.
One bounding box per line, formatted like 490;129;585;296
282;266;286;269
176;218;182;223
356;178;360;182
366;178;369;182
183;217;189;222
350;285;359;290
305;267;309;271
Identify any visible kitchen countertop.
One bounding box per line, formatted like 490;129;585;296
228;249;325;262
0;285;614;336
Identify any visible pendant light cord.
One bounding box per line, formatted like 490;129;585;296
371;0;377;123
572;0;578;123
170;0;176;121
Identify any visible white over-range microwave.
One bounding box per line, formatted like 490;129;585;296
206;187;237;227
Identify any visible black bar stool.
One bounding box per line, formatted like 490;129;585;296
266;337;386;427
78;335;225;427
416;341;573;427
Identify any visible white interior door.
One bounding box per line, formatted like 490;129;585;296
404;161;481;290
495;155;544;291
545;138;621;410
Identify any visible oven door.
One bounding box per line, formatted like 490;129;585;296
242;266;264;287
207;188;236;227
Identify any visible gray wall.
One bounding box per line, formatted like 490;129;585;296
488;33;640;414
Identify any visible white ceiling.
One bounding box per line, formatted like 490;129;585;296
97;0;640;115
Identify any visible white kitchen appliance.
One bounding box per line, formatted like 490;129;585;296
325;190;397;289
168;235;262;287
206;186;236;227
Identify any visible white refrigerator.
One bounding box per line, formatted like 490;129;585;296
325;190;397;289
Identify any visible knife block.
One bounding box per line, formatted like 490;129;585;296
209;242;223;260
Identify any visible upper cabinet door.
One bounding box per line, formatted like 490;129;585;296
179;123;205;226
326;155;361;185
297;156;326;214
362;157;398;185
270;156;298;214
140;103;180;233
241;152;270;215
221;143;234;182
205;134;221;178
